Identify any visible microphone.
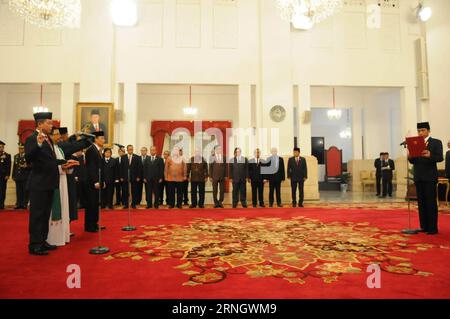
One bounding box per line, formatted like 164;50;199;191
114;143;125;149
400;141;407;146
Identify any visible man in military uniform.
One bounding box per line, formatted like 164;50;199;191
408;122;444;235
0;141;12;210
12;143;31;209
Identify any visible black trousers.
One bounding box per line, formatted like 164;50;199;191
0;178;7;208
182;180;189;204
159;180;168;205
251;181;264;206
122;181;140;206
269;181;282;205
15;180;29;208
85;186;100;230
67;175;78;221
102;183;115;208
76;180;88;209
145;179;160;207
415;181;439;233
115;182;123;205
167;181;183;207
291;180;304;205
376;174;382;195
29;189;54;250
212;179;225;205
136;180;144;204
191;181;205;207
382;176;393;196
232;181;247;206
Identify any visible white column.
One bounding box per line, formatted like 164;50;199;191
351;106;363;160
122;82;137;147
400;86;418;141
260;0;293;156
298;84;312;155
60;82;75;133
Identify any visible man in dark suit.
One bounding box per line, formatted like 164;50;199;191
25;112;60;255
12;143;30;210
209;145;227;208
136;147;148;205
114;147;125;206
229;147;248;208
159;150;170;206
120;145;143;209
57;128;92;223
248;148;267;208
0;140;11;210
408;122;444;235
83;109;108;143
73;150;87;209
102;148;116;209
381;152;395;197
143;146;164;209
265;147;285;207
287;147;308;207
187;149;208;208
374;152;384;196
84;131;105;232
445;140;450;179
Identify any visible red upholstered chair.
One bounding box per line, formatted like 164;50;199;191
325;146;343;181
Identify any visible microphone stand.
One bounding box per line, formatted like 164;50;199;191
122;161;136;231
401;142;419;235
90;144;110;254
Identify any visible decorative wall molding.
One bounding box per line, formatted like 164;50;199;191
176;0;201;48
136;0;164;47
0;3;25;46
213;0;238;49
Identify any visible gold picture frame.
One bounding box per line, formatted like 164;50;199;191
76;102;114;146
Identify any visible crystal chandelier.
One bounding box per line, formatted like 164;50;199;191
327;87;342;120
9;0;81;29
276;0;343;27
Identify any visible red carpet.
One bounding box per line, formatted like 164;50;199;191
0;207;450;299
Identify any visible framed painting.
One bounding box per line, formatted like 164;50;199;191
76;102;114;146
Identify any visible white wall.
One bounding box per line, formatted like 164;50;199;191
0;84;61;148
426;0;450;144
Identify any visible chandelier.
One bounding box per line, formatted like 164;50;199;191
276;0;343;28
9;0;81;29
327;87;342;120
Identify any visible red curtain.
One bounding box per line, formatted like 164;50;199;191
150;120;232;156
17;120;60;145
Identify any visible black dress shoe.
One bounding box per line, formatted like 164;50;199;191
189;205;197;209
168;205;174;209
426;231;438;235
219;203;224;208
259;204;265;208
242;204;248;208
253;205;257;208
131;205;137;209
176;205;183;209
232;205;237;208
269;204;273;208
277;204;283;208
199;205;205;208
416;229;427;233
108;206;114;210
85;228;98;233
154;205;159;209
146;205;153;209
299;204;304;207
292;203;297;208
123;206;129;209
43;242;57;250
214;204;220;208
70;232;75;237
29;247;48;256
